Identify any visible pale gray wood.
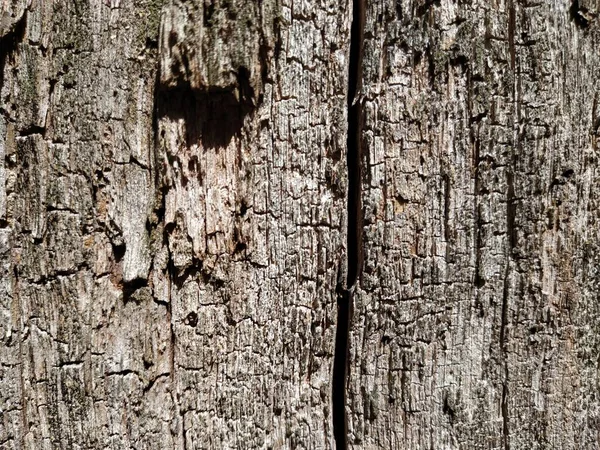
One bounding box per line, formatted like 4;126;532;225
348;1;600;449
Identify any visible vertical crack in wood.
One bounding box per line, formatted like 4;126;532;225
333;0;364;448
333;288;351;450
345;0;365;290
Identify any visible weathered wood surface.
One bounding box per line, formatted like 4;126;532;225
1;0;348;448
156;0;348;448
348;0;600;449
1;0;600;449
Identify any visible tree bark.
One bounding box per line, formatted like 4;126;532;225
348;1;600;448
1;1;600;449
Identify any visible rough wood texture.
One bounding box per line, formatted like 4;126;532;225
155;0;348;447
348;0;600;448
2;0;600;449
1;0;349;448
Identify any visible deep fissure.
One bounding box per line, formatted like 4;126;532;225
332;0;364;447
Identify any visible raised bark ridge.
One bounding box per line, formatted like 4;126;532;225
154;1;349;446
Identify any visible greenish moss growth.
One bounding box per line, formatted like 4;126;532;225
137;0;166;47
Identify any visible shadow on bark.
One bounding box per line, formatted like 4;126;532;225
155;68;255;149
